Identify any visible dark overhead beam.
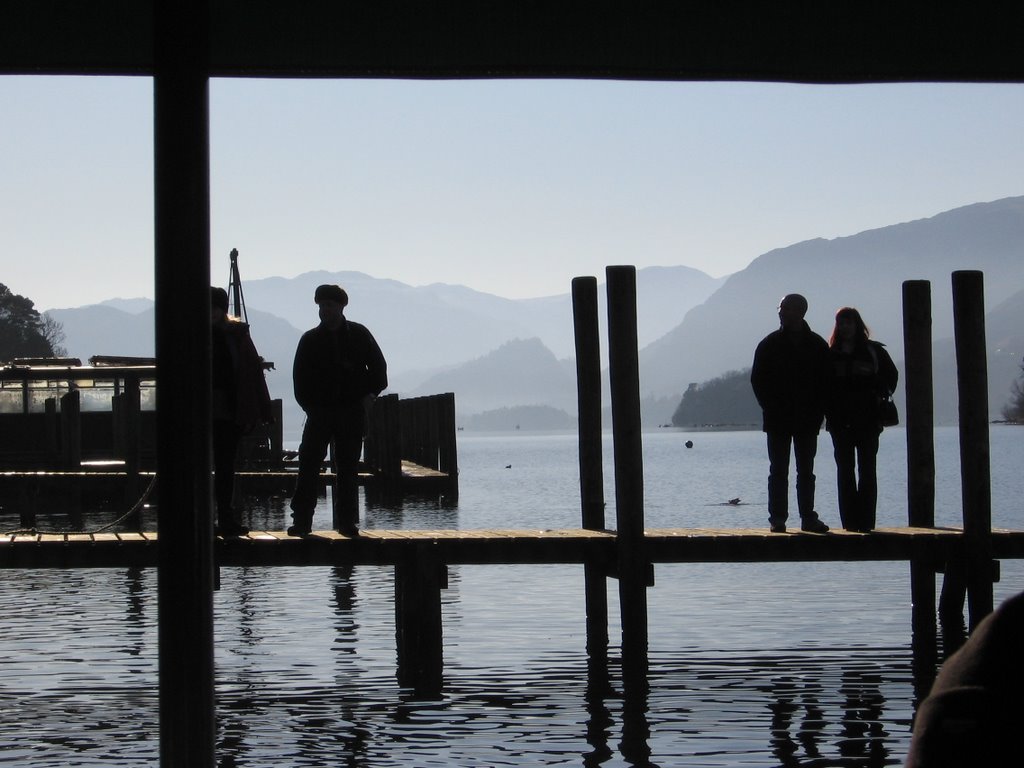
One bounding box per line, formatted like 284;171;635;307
3;0;1024;83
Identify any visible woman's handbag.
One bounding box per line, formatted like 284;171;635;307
879;395;899;427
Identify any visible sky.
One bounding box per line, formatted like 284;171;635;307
2;76;1023;311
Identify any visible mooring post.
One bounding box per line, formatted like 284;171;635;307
154;1;216;765
952;270;995;630
902;281;937;634
572;276;609;667
394;544;446;696
605;265;649;681
60;390;81;470
437;392;459;498
123;375;142;530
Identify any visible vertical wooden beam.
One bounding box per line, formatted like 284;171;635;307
123;375;143;530
605;265;649;680
902;280;936;633
394;545;445;696
952;270;994;630
572;276;608;664
154;1;215;765
437;392;459;498
269;398;284;469
60;390;81;469
44;398;58;464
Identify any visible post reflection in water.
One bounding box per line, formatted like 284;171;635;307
204;490;948;767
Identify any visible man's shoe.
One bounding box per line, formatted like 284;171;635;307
801;518;830;533
286;524;311;537
770;523;787;533
338;523;360;537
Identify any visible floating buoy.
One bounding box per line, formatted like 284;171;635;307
685;440;693;449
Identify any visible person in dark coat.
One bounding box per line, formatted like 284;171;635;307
211;286;273;536
905;590;1024;767
288;283;387;537
750;293;831;533
825;307;899;532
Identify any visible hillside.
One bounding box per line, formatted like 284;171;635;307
640;196;1024;423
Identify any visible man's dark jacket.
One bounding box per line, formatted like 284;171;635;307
292;318;387;411
750;321;829;434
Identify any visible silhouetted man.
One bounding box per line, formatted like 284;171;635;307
288;284;387;537
751;293;830;533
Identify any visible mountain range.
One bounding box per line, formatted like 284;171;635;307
46;196;1024;436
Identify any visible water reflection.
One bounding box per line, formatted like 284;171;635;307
0;483;1011;766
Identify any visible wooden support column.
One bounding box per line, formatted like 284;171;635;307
60;390;81;469
437;392;459;498
44;398;58;464
902;281;936;633
952;270;995;630
122;376;143;529
154;1;216;765
605;266;649;681
394;544;446;697
573;276;609;667
269;398;284;469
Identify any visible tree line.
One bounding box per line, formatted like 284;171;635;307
0;283;66;362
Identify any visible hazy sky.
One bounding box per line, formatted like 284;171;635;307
3;76;1023;311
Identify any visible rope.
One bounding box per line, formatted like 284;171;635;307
3;475;158;537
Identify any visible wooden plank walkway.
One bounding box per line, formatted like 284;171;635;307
3;526;1024;570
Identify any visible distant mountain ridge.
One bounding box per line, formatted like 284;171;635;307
48;265;721;436
44;196;1024;430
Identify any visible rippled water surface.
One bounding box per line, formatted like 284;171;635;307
2;426;1022;766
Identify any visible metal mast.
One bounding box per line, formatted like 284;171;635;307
226;248;248;324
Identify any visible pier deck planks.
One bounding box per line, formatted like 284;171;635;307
1;526;1023;570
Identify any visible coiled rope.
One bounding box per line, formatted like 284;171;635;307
3;475;158;537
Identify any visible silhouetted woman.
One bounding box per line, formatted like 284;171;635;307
825;307;898;532
211;287;272;536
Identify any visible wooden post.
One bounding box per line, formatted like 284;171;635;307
394;545;446;696
123;376;142;530
154;1;216;764
902;280;936;634
605;265;649;681
269;398;284;468
573;276;609;667
952;270;994;629
437;392;459;498
44;398;58;465
60;390;81;469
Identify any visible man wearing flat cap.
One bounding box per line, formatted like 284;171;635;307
288;283;388;536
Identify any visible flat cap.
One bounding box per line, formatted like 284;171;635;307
314;284;348;306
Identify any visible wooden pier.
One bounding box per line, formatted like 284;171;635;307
2;525;1024;570
0;268;1019;701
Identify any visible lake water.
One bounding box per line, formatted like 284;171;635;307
2;425;1022;766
